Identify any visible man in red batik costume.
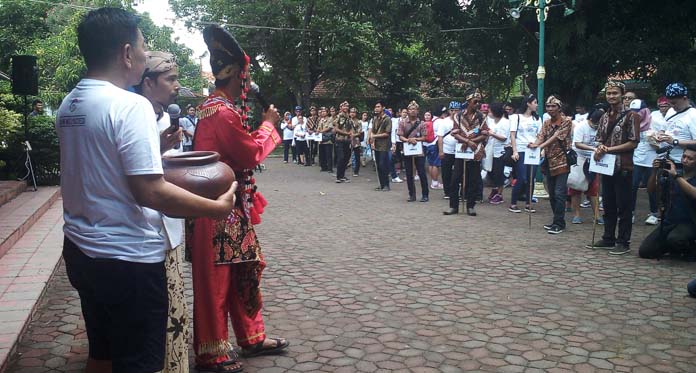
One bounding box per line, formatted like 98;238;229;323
188;25;288;373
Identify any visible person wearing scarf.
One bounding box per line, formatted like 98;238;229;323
187;25;288;373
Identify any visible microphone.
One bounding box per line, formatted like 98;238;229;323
249;82;270;111
167;103;181;149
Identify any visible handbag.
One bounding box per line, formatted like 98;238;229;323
501;115;519;167
567;163;588;191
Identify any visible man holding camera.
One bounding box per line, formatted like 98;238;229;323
639;145;696;259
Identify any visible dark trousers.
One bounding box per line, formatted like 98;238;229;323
319;143;333;171
374;150;390;189
449;159;481;210
282;139;293;162
441;153;455;198
353;147;362;175
296;140;309;164
404;155;429;198
546;172;568;228
335;141;351;179
632;165;657;214
511;152;535;205
639;223;696;258
602;171;634;246
310;141;318;160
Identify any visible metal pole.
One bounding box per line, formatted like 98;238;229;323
537;0;546;106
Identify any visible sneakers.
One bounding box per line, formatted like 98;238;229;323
585;240;614;249
392;177;404;183
420;196;429;202
572;216;583;224
594;217;605;225
543;223;554;230
509;205;522;213
524;206;536;213
580;200;591;208
547;225;564;234
631;214;635;224
335;179;343;183
407;195;417;202
645;214;659;225
353;174;359;177
489;194;504;205
341;178;350;183
609;243;631;255
414;175;420;181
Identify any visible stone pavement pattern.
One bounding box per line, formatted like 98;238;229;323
6;158;696;372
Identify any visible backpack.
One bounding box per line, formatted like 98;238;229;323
425;120;435;143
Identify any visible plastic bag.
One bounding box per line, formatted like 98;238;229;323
567;163;588;191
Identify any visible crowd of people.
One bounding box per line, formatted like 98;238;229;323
281;83;696;260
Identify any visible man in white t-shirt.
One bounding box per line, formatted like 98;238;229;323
56;8;236;373
180;104;197;151
657;83;696;164
437;101;460;199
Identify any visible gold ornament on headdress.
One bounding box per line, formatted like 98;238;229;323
465;89;482;101
604;80;626;92
546;95;562;107
407;100;419;109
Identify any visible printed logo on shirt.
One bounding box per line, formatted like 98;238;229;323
58;115;86;127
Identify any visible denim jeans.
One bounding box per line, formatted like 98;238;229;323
602;171;634;246
511;152;536;205
387;150;398;179
632;165;657;214
374;150;390;189
546;172;568;228
352;147;362;175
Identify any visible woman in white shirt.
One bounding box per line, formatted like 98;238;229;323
630;99;661;225
294;114;309;166
508;95;542;213
485;103;510;204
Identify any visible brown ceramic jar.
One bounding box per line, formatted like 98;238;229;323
162;151;235;200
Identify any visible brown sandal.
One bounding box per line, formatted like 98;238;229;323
240;337;289;358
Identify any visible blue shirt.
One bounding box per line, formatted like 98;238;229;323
665;176;696;225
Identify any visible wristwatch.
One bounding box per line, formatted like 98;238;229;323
673;139;680;146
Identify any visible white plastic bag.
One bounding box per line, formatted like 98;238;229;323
567;163;588;192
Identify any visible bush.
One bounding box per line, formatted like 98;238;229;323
0;114;60;185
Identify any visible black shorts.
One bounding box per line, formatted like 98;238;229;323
63;237;167;373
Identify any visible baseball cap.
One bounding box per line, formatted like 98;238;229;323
628;99;646;111
294;105;303;111
448;101;461;110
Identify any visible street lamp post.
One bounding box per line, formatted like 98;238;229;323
536;0;548;106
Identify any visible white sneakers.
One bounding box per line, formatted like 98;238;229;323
645;215;659;225
392;177;404;183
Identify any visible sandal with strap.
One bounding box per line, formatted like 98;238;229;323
195;358;244;373
241;337;289;358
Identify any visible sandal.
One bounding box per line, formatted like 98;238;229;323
196;358;244;373
241;337;289;358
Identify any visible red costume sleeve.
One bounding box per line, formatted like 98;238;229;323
195;107;280;170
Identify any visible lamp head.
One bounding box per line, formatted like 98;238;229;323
509;7;521;19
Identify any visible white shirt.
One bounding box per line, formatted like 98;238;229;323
179;115;197;146
293;121;307;140
510;114;542;153
664;107;696;163
56;79;166;263
281;120;294;140
488;117;510;158
572;120;598;159
361;120;369;147
157;113;184;249
437;117;457;154
573;113;588;122
391;117;402;143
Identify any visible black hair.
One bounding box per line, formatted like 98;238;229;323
685;144;696;152
77;7;141;71
490;102;506;119
516;94;539;120
133;70;164;94
587;108;605;124
32;99;43;106
374;100;386;107
214;77;231;89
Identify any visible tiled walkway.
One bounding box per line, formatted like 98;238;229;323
5;159;696;372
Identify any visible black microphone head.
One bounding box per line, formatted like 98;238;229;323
167;104;181;119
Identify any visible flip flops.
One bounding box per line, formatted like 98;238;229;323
240;337;290;358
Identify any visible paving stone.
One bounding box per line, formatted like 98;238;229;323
4;158;696;372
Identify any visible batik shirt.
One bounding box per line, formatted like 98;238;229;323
596;109;640;172
538;116;572;176
371;115;392;152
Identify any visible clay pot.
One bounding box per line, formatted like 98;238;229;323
162;151;235;200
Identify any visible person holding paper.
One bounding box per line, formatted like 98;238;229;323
528;95;572;234
444;90;489;216
588;81;641;254
398;101;429;202
656;83;696;166
508;95;542;213
334;101;353;183
438;101;461;200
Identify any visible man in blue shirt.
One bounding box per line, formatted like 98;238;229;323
639;145;696;259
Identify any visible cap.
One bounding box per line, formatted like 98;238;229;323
294;105;303;111
480;103;489;111
448;101;461;110
657;96;670;106
629;99;646;111
665;83;688;98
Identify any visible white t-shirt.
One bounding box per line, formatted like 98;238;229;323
56;79;166;263
437;116;457;154
572;120;598;159
179;115;196;146
157;113;184;250
488;117;510;158
573;113;588;122
391;117;402;143
664;107;696;163
281;120;294;140
361;121;369;147
294;122;307;140
510;114;542;153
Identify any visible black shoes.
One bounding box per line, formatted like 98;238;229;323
547;225;564;234
407;196;417;202
420;196;429;202
466;207;476;216
585;240;615;249
443;208;459;215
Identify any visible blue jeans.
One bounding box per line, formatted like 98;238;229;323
374;150;390;189
511;152;536;205
387;150;398;179
632;165;657;214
